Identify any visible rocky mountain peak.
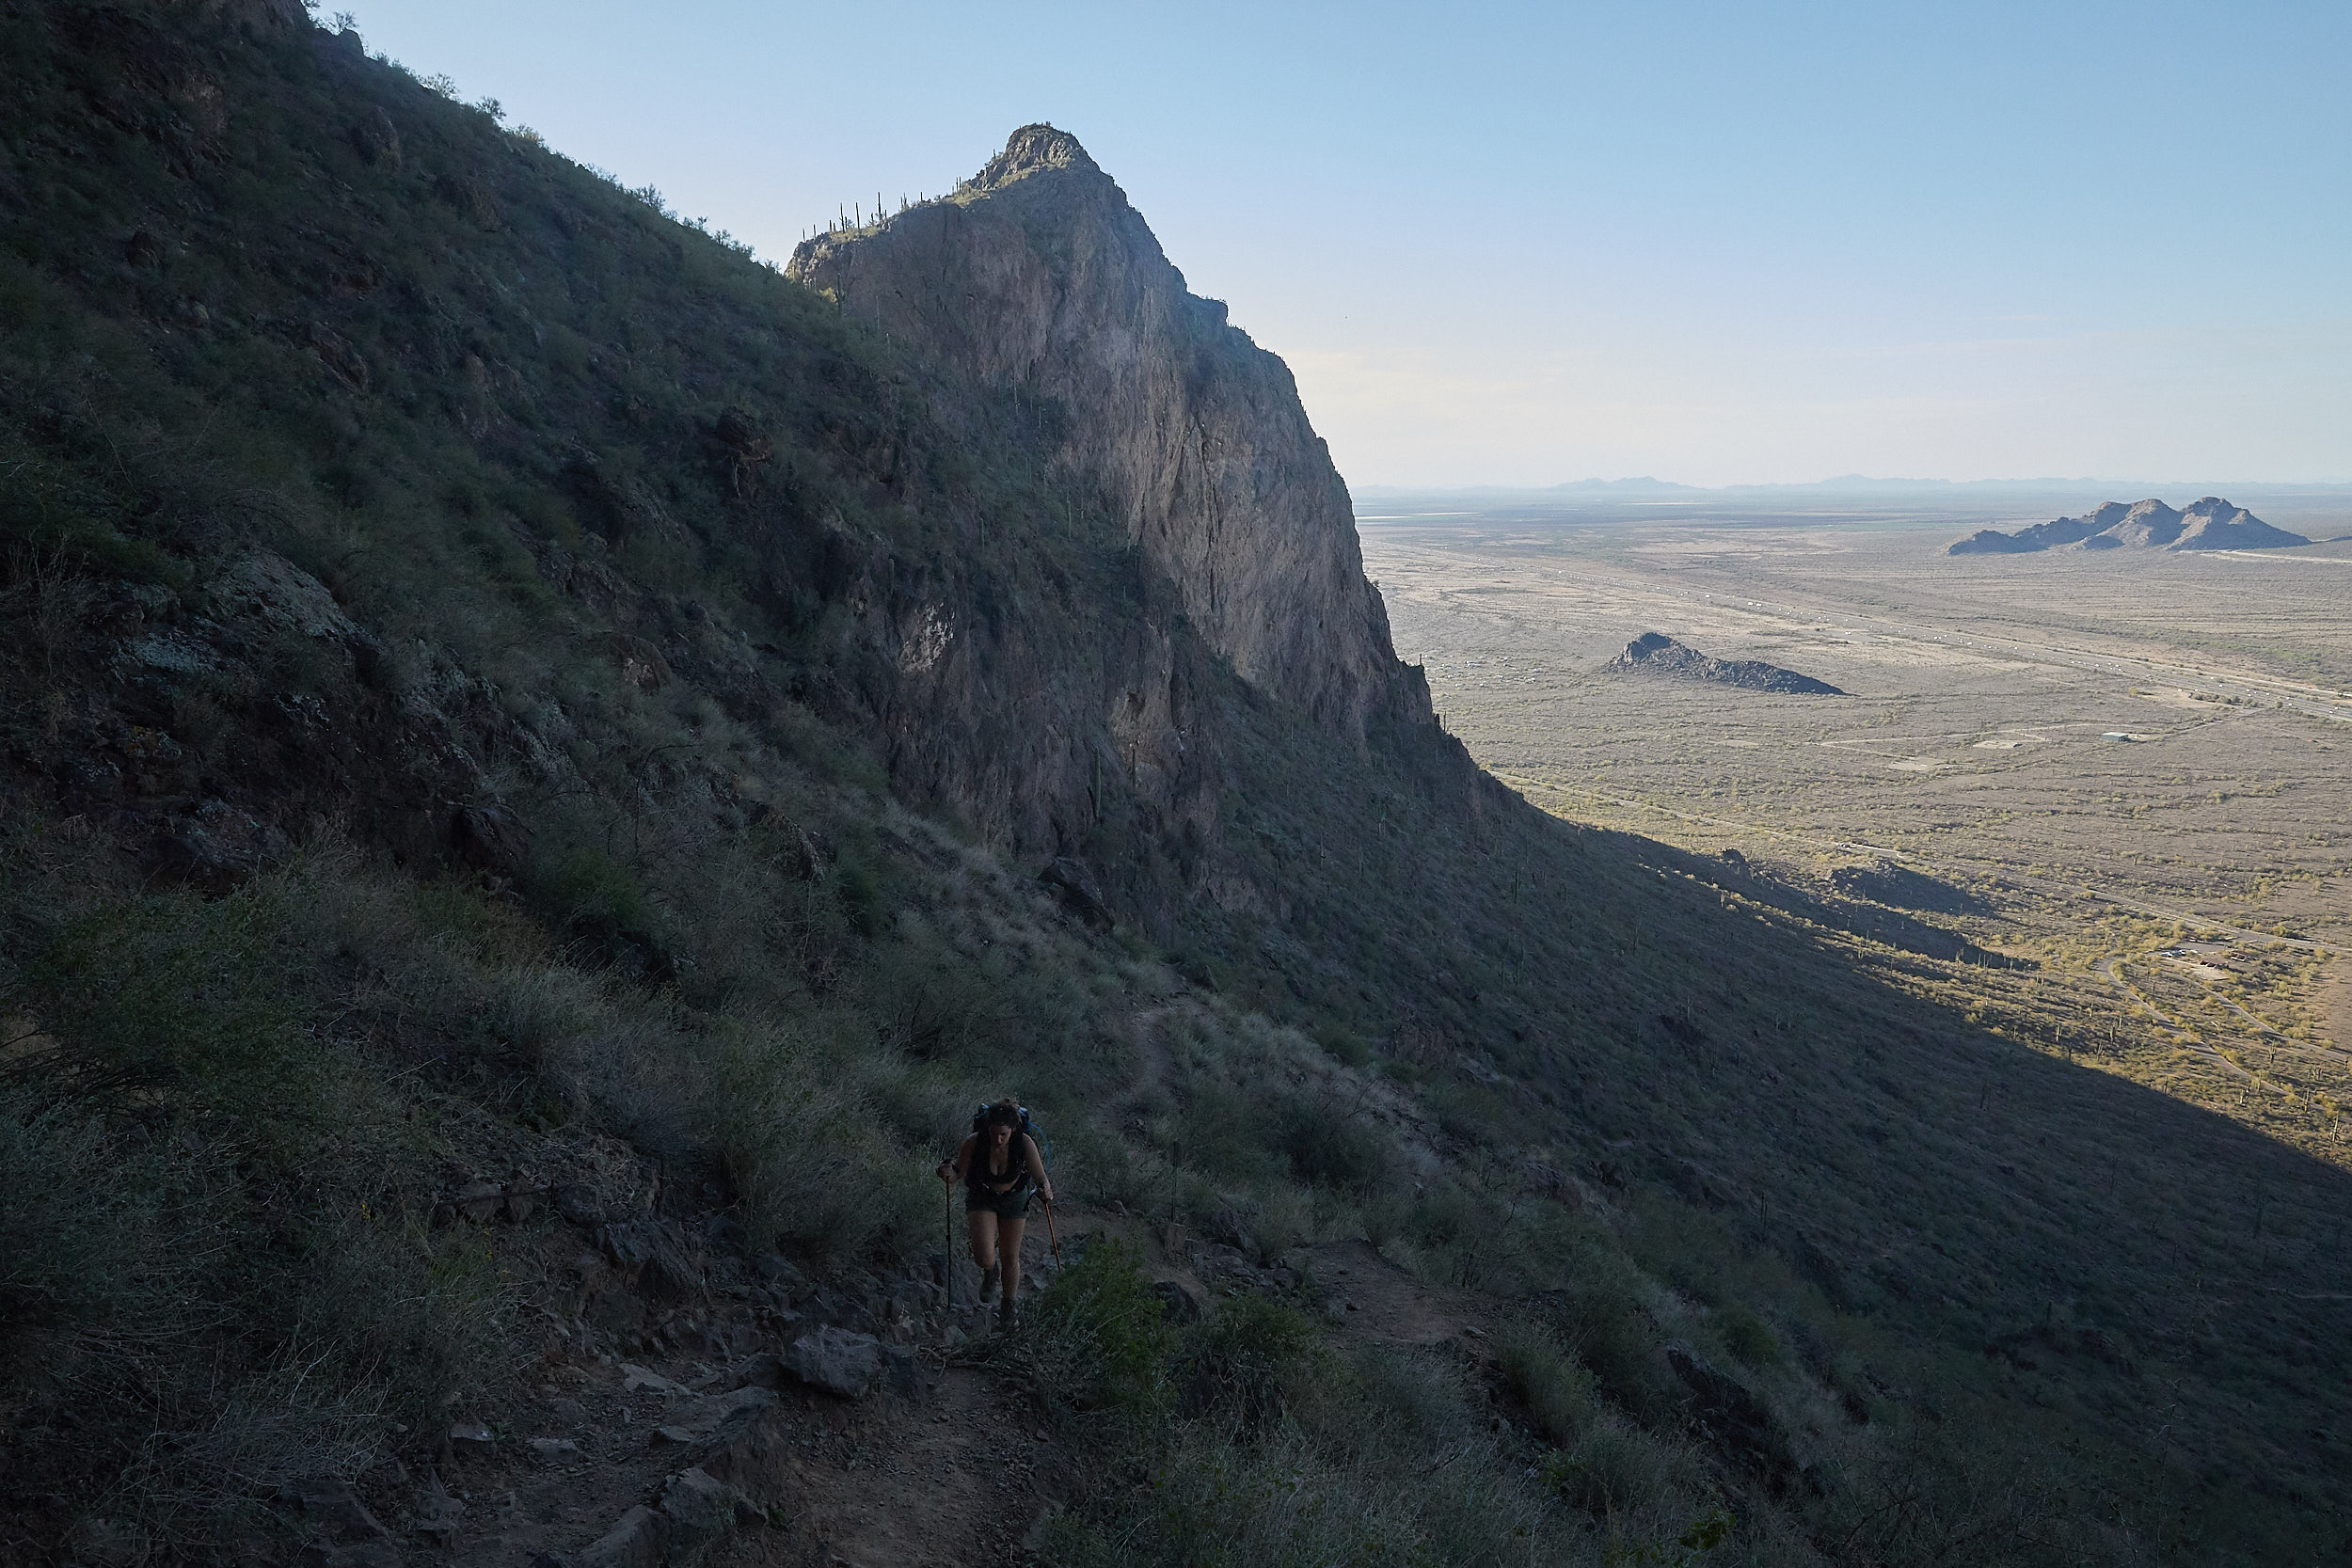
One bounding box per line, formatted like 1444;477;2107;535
789;127;1435;743
973;122;1102;192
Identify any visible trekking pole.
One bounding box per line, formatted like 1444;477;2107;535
1042;1196;1064;1272
944;1177;957;1309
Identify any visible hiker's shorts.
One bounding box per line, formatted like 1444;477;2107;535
965;1188;1031;1222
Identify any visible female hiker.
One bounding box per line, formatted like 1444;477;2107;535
936;1098;1055;1328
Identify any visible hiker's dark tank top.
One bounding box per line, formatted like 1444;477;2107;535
966;1135;1034;1197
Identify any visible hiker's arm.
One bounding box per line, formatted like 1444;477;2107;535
1025;1134;1054;1203
937;1133;975;1185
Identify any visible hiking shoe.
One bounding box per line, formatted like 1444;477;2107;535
997;1303;1019;1332
977;1265;1000;1306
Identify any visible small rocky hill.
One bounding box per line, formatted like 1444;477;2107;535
1604;631;1844;694
1949;496;2310;554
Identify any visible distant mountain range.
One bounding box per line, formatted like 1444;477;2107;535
1947;498;2311;556
1354;477;2352;500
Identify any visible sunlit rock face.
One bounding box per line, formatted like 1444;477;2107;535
789;125;1433;745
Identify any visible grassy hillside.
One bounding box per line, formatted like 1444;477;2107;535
2;5;2346;1564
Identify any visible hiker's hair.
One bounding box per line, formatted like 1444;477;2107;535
980;1098;1024;1136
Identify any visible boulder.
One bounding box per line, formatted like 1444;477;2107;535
752;1253;806;1291
1040;858;1115;930
300;1542;401;1568
782;1325;882;1399
452;1181;505;1225
288;1476;401;1568
654;1386;777;1445
214;551;360;641
659;1467;762;1559
447;1421;495;1460
602;1219;701;1295
1667;1343;1792;1484
1151;1278;1203;1324
412;1476;463;1544
352;105;402;168
576;1506;662;1568
620;1362;691;1396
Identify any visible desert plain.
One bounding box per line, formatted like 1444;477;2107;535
1360;494;2352;1163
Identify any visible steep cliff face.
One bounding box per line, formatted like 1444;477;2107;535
788;126;1430;744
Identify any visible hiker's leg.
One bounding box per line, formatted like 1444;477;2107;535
998;1213;1027;1310
967;1208;999;1286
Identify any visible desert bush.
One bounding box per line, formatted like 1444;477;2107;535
110;1215;506;1544
1178;1292;1320;1431
0;1084;186;1366
697;1007;936;1260
1493;1319;1599;1445
1275;1091;1385;1193
540;992;708;1161
480;962;603;1068
1712;1304;1783;1370
532;839;659;941
1168;1083;1261;1186
1001;1237;1174;1415
702;1010;868;1256
5;883;393;1174
1540;1410;1686;1518
1545;1265;1672;1418
1050;1337;1568;1568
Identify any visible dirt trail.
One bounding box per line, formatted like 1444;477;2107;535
1307;1236;1480;1348
404;1044;1480;1568
709;1220;1483;1566
514;1218;1485;1568
714;1359;1070;1568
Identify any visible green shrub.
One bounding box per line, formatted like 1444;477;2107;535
701;1011;888;1259
533;842;656;939
1275;1093;1384;1193
1549;1268;1670;1415
1713;1304;1783;1369
11;887;346;1160
1541;1410;1676;1516
1007;1236;1173;1414
479;963;602;1067
1180;1292;1320;1429
1491;1319;1598;1444
1312;1022;1372;1068
0;1085;183;1364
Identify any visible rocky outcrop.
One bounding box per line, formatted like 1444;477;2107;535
787;126;1428;744
1604;632;1843;695
1949;497;2309;555
782;1325;882;1399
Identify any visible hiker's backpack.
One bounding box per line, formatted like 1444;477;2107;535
973;1103;1052;1174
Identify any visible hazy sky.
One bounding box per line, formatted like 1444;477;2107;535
342;1;2349;488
